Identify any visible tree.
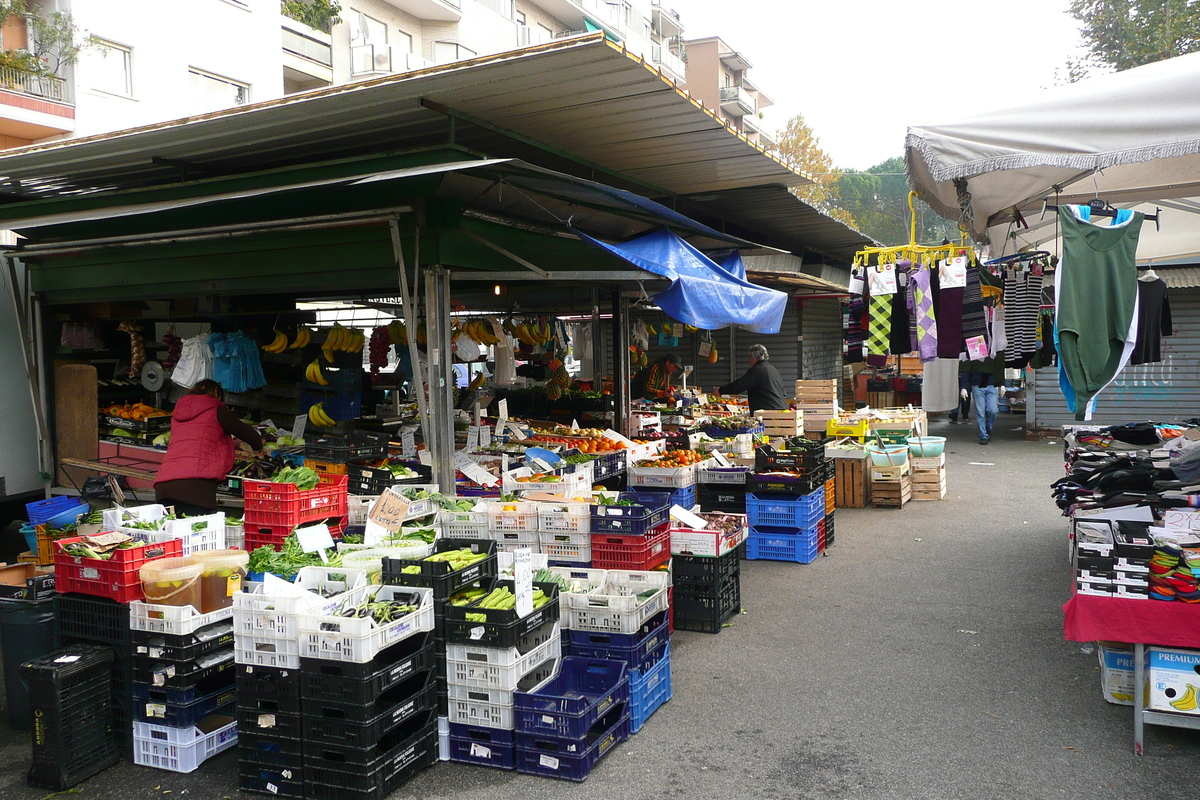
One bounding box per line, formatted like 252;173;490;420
833;157;962;246
0;1;96;76
774;114;858;229
1065;0;1200;79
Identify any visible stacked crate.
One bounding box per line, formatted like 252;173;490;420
870;462;912;509
436;571;561;770
673;550;741;634
129;602;238;773
22;643;120;789
744;443;831;563
589;492;672;571
627;457;700;512
911;454;947;501
241;474;350;552
696;461;749;515
487;500;542;556
755;409;804;438
795;379;839;440
297;581;437;799
537;501;593;567
234;567;365;797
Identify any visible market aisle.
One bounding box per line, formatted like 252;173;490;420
2;420;1199;800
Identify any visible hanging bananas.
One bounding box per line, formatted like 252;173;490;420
387;320;408;346
305;359;329;386
307;402;336;428
287;328;311;350
261;330;289;353
513;319;553;348
461;318;500;346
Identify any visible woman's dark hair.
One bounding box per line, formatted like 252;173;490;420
188;379;224;401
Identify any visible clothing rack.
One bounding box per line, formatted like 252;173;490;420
1042;198;1161;230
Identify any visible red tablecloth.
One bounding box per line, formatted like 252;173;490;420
1063;592;1200;648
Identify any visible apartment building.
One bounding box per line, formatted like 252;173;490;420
680;36;774;148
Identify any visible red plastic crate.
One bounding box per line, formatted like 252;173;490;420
817;519;826;553
590;524;671;571
244;516;348;552
54;535;183;603
243;475;348;529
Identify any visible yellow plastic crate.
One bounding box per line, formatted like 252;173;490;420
826;418;870;438
302;457;349;476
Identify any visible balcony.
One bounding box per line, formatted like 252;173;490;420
518;25;554;48
387;0;462;22
651;0;683;37
282;16;333;89
742;114;775;148
650;44;685;83
719;85;755;117
0;68;74;140
351;43;394;76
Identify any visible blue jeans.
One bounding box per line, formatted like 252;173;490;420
972;385;998;441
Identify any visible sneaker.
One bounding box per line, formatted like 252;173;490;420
948;416;958;424
979;437;989;445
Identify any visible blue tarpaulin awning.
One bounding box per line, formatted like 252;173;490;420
574;229;789;334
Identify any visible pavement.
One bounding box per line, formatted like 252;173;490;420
3;413;1199;800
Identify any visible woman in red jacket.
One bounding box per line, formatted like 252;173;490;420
155;380;262;514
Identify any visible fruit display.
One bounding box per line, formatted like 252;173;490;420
512;319;554;348
305;359;330;386
288;327;312;350
527;434;626;452
636;450;705;467
307;401;337;428
459;318;500;346
321;323;365;362
261;329;291;353
369;325;391;375
387;320;408;346
103;402;168;421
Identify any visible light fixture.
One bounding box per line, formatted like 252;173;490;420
493;284;501;296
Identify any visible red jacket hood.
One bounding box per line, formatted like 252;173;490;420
172;393;225;423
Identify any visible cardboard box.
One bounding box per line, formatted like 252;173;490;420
0;564;55;602
1146;647;1200;715
1098;643;1135;705
1076;581;1114;596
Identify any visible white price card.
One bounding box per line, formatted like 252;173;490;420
291;414;307;440
711;450;732;467
480;425;492;448
294;523;334;559
418;449;432;466
467;426;480;450
514;548;533;618
508;422;527;440
401;429;416;458
571;419;579;430
530;457;555;474
669;504;708;529
462;461;499;486
496;399;508;438
367;488;410;534
867;262;897;295
939;256;967;289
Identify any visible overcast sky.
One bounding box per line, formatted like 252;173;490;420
674;0;1085;170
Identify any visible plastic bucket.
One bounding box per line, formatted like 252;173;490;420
189;549;249;613
140;557;203;610
866;443;909;466
0;602;55;729
908;436;947;457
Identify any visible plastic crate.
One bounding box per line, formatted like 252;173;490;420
347;461;432;495
27;495;84;525
54;535;183;603
643;484;697;510
514;705;629;782
243;474;349;529
825;512;835;547
54;593;132;647
238;762;305;799
234;566;366;640
589;492;670;535
537;501;592;533
130;601;233;635
485;500;540;531
304;430;390;463
746;470;824;496
445;668;559;730
673;576;741;634
238;728;304;773
446;620;561;691
746;526;820;564
133;715;238;773
755;443;826;472
438;507;490;539
696;485;746;514
132;650;236;700
629;645;672;733
670;513;749;558
303;670;437;747
491;528;542;554
234;634;302;670
133;680;236;726
696;463;749;485
121;512;226;556
560;569;670;634
673;548;742;582
447;724;517;769
134;621;234;663
300;629;434;705
503;467;590;497
590;450;627;479
590;525;671;571
539;528;592;563
745;490;826;529
299;584;434;663
235;663;302;715
382;538;498;601
444;578;561;648
236;705;304;738
627;460;697;489
304;720;437;800
514;657;628;740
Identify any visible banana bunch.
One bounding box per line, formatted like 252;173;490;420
388;320;408;346
320;324;365;362
261;330;290;353
514;319;553;348
1171;683;1199;711
288;327;311;350
307;402;336;428
462;319;500;346
305;359;329;386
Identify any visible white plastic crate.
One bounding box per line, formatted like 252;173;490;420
110;505;226;554
131;602;234;635
536;502;591;533
486;500;540;531
298;584;434;663
234;633;301;669
538;530;591;563
225;521;244;550
491;529;541;554
502;467;590;498
497;551;550;575
102;503;168;530
233;567;366;640
133;717;238;773
670;515;749;558
628;462;696;489
561;569;671;634
348;495;378;526
445;670;557;730
696;463;749;485
438;507;490;539
445;625;561;691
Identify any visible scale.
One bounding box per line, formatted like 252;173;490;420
680;364;694;401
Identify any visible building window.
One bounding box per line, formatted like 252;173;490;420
396;29;413;53
537;23;553;40
349;10;387;46
434;41;476;64
516;9;526;25
188;69;249;114
83;39;132;97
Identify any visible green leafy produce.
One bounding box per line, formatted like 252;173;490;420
271;466;321;490
247;533;343;578
463;586;549;621
595;496;635;507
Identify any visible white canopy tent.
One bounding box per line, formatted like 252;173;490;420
905;51;1200;263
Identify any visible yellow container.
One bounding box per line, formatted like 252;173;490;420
189;549;249;613
140;557;203;611
826;418;870;438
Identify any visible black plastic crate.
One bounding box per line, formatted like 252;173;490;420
238;706;304;738
673;577;741;634
133;681;236;727
301;631;434;706
673;549;742;582
42;632;134;760
674;569;740;602
302;670;437;746
754;443;826;472
54;593;132;648
236;664;303;715
443;578;560;649
746;471;824;496
132;647;235;692
305;430;390;463
132;621;233;662
306;706;435;769
825;512;835;547
305;720;437;800
696;484;746;511
239;729;305;770
382;538;498;601
347;461;432;494
239;762;305;799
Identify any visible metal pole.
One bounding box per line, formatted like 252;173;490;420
424;266;456;493
2;256;49;488
613;289;631;437
388;218;431;444
590;288;601;390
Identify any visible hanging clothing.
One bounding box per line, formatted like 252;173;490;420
921;358;960;412
1003;271;1043;368
1130;277;1172;365
963;266;991;357
866;293;893;356
888;272;911;355
846;294;866;363
910;265;938;362
1055;206;1144;420
935;260;965;359
905;270;919;354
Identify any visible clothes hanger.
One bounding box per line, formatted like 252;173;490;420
1139;261;1160;282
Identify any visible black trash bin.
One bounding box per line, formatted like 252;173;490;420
0;599;56;729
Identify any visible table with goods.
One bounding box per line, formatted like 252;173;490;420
1053;420;1200;754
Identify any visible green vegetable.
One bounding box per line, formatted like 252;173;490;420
246;532;343;579
271;466;321;491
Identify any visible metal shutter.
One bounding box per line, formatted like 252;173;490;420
800;299;842;381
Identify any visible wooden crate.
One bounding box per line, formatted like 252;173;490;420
867;391;895;409
757;409;803;437
872;475;911;508
912;482;947;501
835;458;870;508
910;454;946;472
869;462;911;482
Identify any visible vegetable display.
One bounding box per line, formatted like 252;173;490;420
247;533;343;578
326;594;418;626
398;547;489;575
637;450;705;467
60;539;136;559
271;466;321;490
710;416;758;431
463;586;550;622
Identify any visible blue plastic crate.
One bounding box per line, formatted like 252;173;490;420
44;502;90;530
745;491;825;529
26;495;81;525
515;706;629;782
514;658;629;741
746;526;820;564
640;484;696;509
629;646;672;733
566;611;668;674
590;492;670;535
448;724;516;770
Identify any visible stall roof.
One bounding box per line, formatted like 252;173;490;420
746;269;849;296
0;35;869;263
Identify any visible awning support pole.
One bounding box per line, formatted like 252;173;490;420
613;289;631;437
2;255;49;489
388;217;432;459
424;265;456;493
460;229;549;277
590;288;602;392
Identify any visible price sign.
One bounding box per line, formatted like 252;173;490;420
291;414;307;440
711;450;732;467
530;458;555;474
571;419;579;430
294;523;334;561
480;425;492;448
496;399;508;438
514;548;533;618
401;428;416;458
418;449;432;466
367;488;411;534
467;426;480;450
669;505;708;529
508;422;527;440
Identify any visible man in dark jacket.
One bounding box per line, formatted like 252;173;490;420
717;344;788;411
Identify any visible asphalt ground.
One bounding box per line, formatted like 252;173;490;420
3;413;1199;800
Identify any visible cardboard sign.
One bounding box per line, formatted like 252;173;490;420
698;340;712;358
514;548;533;618
367;489;411;534
670;505;708;529
291;414;307;441
294;523;334;561
940;256;967;289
